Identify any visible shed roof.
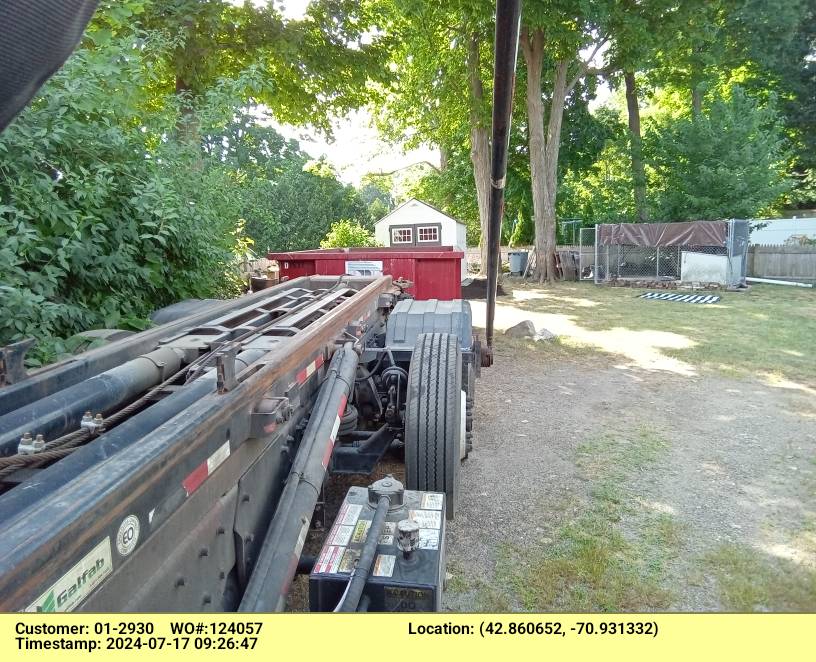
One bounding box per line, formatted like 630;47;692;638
374;198;466;228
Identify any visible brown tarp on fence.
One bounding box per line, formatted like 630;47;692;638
597;221;728;247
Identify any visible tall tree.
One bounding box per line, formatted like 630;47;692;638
520;2;611;282
138;0;388;135
375;1;494;272
648;87;791;220
604;0;693;223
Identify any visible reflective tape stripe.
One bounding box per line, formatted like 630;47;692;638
296;353;325;385
182;441;231;496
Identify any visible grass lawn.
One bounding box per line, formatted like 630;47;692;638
495;281;815;386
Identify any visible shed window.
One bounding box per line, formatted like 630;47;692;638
417;226;439;242
391;227;413;244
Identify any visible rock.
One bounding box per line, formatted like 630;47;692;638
534;328;557;342
504;320;536;338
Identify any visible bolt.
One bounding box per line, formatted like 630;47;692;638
199;547;209;558
175;577;185;588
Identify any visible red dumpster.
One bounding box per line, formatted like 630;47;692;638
267;247;463;300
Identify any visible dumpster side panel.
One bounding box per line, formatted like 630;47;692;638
268;249;463;300
278;259;315;279
416;259;461;300
387;257;418;296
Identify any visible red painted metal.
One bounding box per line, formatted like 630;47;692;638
267;247;463;300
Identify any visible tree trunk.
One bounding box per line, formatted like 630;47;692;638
439;145;450;172
690;54;704;118
691;84;703;117
521;28;566;284
175;75;203;171
521;29;547;283
624;71;649;223
466;33;491;275
541;61;568;284
175;75;199;143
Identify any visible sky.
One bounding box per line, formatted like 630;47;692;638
272;113;440;187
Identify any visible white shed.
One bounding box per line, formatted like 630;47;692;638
374;198;468;279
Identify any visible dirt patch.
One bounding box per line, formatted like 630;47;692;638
443;335;816;612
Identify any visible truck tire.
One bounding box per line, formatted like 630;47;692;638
405;332;462;520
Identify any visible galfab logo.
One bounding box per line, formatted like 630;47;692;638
26;538;113;612
39;591;56;613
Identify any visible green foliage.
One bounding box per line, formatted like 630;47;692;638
240;157;370;253
557;87;792;223
0;31;254;364
558;138;637;223
0;1;391;366
136;0;389;133
648;87;791;220
320;219;379;248
374;1;493;149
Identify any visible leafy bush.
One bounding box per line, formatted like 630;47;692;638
0;32;250;365
320;219;379;248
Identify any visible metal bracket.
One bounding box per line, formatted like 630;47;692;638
215;344;240;393
18;433;45;455
80;412;105;436
250;396;291;437
377;293;396;310
0;339;35;386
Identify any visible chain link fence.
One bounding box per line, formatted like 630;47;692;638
580;220;749;287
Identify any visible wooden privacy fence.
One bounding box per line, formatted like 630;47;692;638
465;245;586;272
748;245;816;283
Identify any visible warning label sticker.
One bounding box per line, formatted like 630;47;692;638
338;548;359;574
329;524;354;547
378;522;396;546
351;519;371;545
372;554;396;578
315;545;345;574
409;509;442;529
337;503;363;526
421;493;444;510
418;528;440;550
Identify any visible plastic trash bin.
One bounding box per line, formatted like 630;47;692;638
508;250;528;275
